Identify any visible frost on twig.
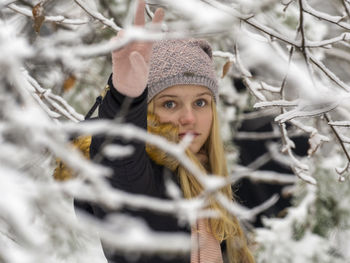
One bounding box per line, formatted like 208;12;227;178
23;70;84;122
309;54;350;92
328;121;350;127
275;97;340;123
216;192;279;222
307;132;330;156
73;0;121;32
335;162;350;182
8;3;90;26
254;100;298;108
255;96;341;123
301;0;350;30
232;45;267;102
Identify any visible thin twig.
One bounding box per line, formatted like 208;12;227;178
24;70;83;122
306;32;350;48
343;0;350;18
298;0;306;53
8;4;89;25
297;0;315;80
235;129;305;140
325;114;350;163
243;18;300;47
282;0;295;12
73;0;121;32
281;46;295;94
275;16;315;184
301;0;350;30
309;54;350;92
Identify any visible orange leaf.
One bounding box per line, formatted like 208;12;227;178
222;61;233;78
63;75;77;92
32;3;45;33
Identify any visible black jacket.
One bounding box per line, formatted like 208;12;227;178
89;77;190;263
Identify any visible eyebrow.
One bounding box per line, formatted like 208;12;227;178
156;94;178;99
156;92;212;99
196;92;212;97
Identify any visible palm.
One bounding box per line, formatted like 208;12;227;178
113;41;152;96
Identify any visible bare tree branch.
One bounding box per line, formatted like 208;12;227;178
8;3;90;25
301;0;350;30
73;0;122;32
325;114;350;164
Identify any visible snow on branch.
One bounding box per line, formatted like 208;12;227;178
72;27;185;58
305;32;350;48
8;3;90;25
254;100;298;108
254;95;347;124
61;119;283;225
231;164;297;185
243;17;300;47
343;0;350;18
328;121;350;127
153;0;240;31
63;120;225;191
23;70;84;122
234;129;303;140
216;192;280;221
309;53;350;92
77;212;191;255
73;0;121;31
301;0;350;30
274;99;340;123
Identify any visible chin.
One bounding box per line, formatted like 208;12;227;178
189;145;200;153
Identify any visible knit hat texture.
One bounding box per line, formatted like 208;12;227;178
147;39;218;102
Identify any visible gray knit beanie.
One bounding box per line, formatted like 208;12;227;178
147;39;218;102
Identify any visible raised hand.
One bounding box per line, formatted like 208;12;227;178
111;0;164;97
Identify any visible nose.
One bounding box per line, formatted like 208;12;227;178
179;107;196;126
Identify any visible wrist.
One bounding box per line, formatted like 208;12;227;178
109;74;148;102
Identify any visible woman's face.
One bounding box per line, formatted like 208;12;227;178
153;85;213;153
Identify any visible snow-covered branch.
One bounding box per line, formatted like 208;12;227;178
73;0;121;31
8;3;90;25
301;0;350;30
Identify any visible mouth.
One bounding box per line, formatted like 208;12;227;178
179;132;200;139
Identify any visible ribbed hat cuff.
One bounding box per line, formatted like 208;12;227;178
147;74;218;103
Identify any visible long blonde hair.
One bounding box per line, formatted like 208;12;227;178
147;99;255;263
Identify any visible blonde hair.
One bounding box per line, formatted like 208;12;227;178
147;99;255;263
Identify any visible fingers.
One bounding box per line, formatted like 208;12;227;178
134;0;164;27
134;0;146;26
152;8;164;25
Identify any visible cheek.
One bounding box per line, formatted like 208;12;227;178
199;111;212;135
206;118;213;136
154;110;178;125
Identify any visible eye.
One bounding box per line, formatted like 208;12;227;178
195;99;207;107
163;101;176;109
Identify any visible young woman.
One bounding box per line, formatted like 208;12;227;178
89;1;255;262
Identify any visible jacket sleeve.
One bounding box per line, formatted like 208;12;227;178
90;76;163;197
